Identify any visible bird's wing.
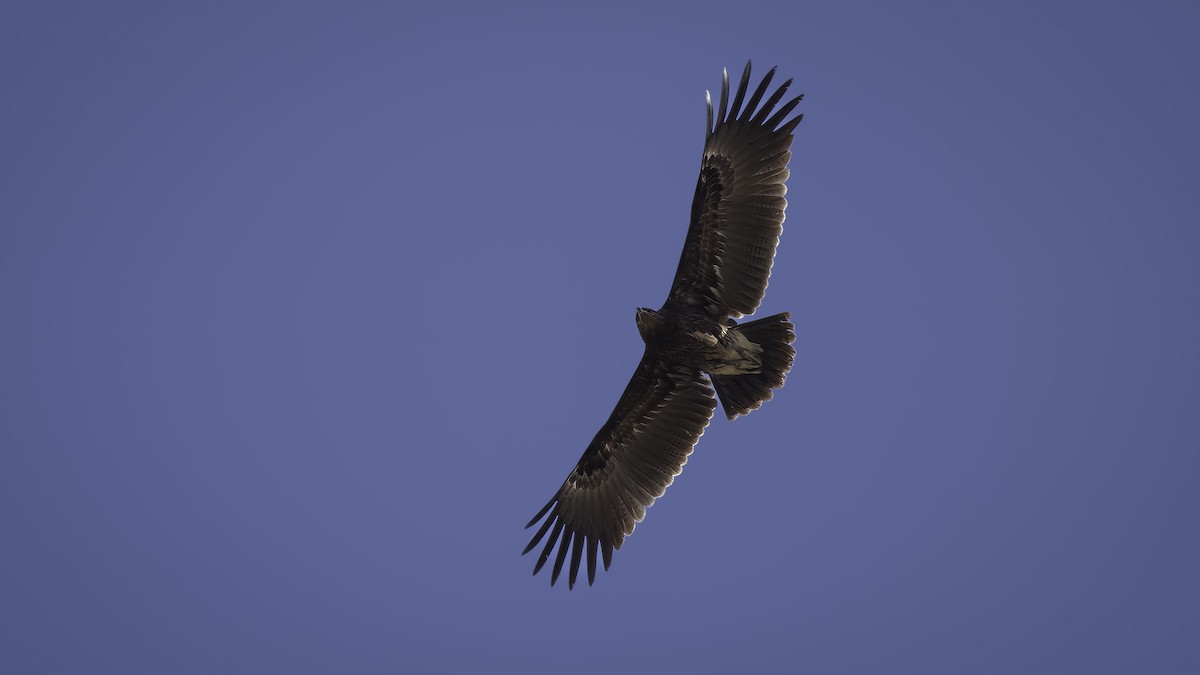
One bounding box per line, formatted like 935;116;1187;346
668;62;804;318
524;354;717;588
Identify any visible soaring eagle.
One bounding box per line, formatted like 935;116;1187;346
524;62;803;588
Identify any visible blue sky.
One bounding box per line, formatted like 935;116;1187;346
3;1;1198;673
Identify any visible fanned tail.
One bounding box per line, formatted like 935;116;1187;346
711;312;795;420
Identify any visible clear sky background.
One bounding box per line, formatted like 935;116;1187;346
3;1;1198;673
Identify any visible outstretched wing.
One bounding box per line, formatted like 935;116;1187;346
524;354;717;588
668;61;804;318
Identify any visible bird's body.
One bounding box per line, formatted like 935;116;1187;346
637;307;762;376
525;62;804;588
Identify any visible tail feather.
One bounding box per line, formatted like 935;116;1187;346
711;312;795;420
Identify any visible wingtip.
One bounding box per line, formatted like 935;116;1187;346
568;535;585;590
781;113;804;135
729;61;754;121
717;68;730;126
740;65;776;122
525;496;556;529
587;538;599;586
549;530;573;586
705;90;714;136
532;521;564;575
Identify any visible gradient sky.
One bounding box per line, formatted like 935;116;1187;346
3;1;1199;673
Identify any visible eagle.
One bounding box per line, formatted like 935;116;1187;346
524;62;803;588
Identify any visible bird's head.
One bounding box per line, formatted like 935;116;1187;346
635;307;665;342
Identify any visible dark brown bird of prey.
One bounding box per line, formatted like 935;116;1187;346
524;62;803;588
